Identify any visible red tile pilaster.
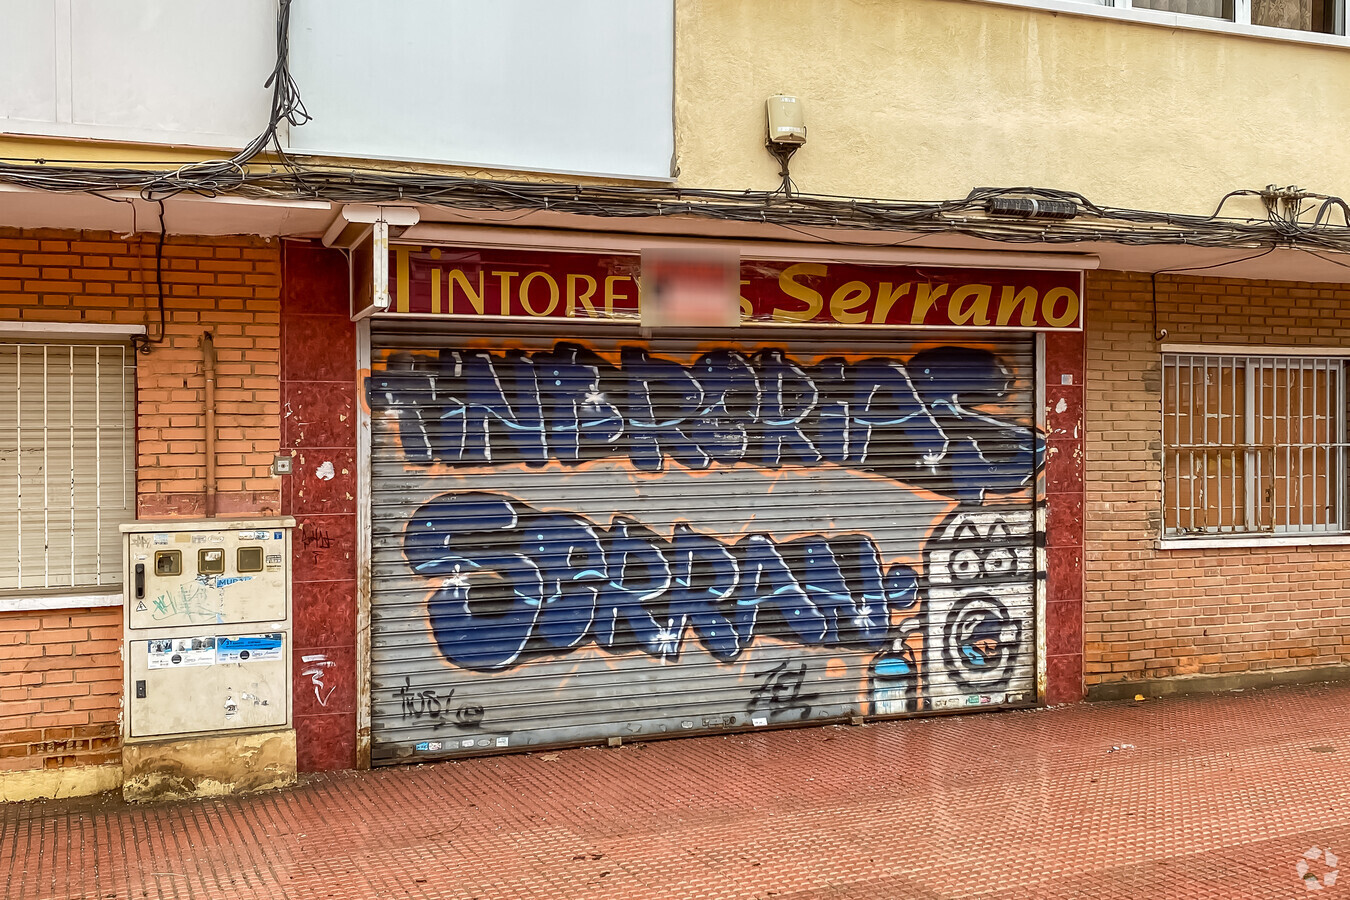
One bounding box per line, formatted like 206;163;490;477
1043;329;1085;704
282;242;359;770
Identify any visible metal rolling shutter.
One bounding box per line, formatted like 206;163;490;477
367;323;1039;764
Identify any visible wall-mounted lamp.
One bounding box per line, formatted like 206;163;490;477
765;95;805;196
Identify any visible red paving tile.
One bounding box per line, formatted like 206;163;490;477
4;682;1350;899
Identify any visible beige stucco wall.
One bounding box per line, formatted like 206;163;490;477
675;0;1350;218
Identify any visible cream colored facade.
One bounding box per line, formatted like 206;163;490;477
674;0;1350;218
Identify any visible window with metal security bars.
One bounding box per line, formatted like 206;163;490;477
0;342;135;593
1163;353;1348;537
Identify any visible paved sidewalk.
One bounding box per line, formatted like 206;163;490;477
4;683;1350;900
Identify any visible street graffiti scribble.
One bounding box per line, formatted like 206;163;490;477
300;653;337;707
370;343;1040;502
395;676;489;731
748;661;819;720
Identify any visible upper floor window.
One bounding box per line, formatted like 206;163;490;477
1061;0;1345;36
1163;352;1348;538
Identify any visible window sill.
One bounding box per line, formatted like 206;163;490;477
1157;534;1350;550
969;0;1349;50
0;591;123;612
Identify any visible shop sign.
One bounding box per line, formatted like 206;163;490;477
387;245;1082;330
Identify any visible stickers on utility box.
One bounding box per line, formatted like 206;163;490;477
146;633;283;668
147;637;217;669
216;634;284;663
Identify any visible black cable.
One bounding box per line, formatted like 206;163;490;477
1305;250;1350;271
1148;247;1282;343
131;201;168;355
1151;246;1280;275
767;145;799;198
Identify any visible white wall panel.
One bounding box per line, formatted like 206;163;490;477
0;4;60;125
287;0;675;180
0;0;275;148
0;0;674;180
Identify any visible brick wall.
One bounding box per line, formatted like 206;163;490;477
0;608;121;773
0;228;283;517
1085;270;1350;687
0;227;284;775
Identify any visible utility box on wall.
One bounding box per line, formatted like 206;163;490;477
120;518;297;801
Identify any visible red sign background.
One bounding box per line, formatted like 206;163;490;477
389;245;1083;330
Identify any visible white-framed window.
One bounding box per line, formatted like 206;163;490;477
1132;0;1342;34
0;339;136;596
1163;351;1348;538
984;0;1348;42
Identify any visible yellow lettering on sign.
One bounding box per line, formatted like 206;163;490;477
395;247;412;313
829;281;870;325
492;271;519;315
429;247;442;313
739;279;752;318
872;282;911;324
775;263;826;322
910;283;948;325
949;284;992;326
604;275;631;314
447;269;486;315
566;274;598;316
1041;286;1080;328
995;286;1039;327
431;267;441;314
520;272;560;316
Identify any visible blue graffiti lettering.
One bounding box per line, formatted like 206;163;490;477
369;344;1041;502
404;491;921;672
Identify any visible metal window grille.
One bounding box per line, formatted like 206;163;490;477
0;342;136;592
1163;353;1348;536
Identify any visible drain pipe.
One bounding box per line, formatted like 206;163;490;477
202;330;217;518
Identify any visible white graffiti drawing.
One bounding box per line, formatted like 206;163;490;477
301;653;338;707
922;508;1035;698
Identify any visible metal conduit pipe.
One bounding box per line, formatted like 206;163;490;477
202;330;217;518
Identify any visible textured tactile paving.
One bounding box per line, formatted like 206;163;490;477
4;683;1350;899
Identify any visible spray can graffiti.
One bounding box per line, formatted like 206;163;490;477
924;506;1034;709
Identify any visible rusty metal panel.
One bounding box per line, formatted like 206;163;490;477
365;324;1040;764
